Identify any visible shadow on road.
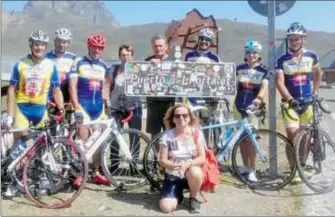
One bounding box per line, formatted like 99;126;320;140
2;196;35;207
107;190;161;212
325;99;335;103
252;185;322;198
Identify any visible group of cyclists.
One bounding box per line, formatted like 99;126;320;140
2;20;323;210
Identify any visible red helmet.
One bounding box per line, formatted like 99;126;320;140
87;33;106;48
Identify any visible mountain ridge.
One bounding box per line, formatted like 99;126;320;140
2;1;334;63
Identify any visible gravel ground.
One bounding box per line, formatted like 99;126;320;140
298;89;335;216
1;174;302;216
2;89;335;216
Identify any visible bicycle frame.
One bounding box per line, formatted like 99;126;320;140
80;117;132;160
201;117;267;162
6;131;45;173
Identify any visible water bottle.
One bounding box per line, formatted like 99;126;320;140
10;140;27;160
217;128;234;162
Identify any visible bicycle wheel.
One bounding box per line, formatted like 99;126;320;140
143;132;165;191
23;138;88;209
231;129;296;191
100;128;150;190
295;128;335;194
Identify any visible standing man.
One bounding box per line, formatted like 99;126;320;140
145;34;175;140
46;28;76;105
69;33;109;185
5;30;64;196
275;22;323;183
6;30;64;130
184;27;221;143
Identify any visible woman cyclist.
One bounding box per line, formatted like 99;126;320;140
233;40;269;181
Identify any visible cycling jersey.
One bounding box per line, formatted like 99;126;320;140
69;55;107;123
275;49;319;101
9;54;60;105
185;50;220;63
234;63;269;116
185;50;221;105
45;50;76;84
69;55;107;102
46;50;76;102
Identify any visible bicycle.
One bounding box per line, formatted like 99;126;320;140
99;108;151;191
281;93;335;193
21;114;88;209
70;109;151;191
143;103;296;191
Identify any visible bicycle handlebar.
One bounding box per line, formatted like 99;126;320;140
281;95;332;122
120;111;134;124
194;99;229;105
243;102;267;125
47;101;72;122
316;98;332;114
280;103;299;121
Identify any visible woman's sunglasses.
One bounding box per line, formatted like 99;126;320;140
174;113;189;119
245;51;259;55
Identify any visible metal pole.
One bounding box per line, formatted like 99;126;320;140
268;0;277;178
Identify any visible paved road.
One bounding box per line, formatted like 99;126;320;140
299;88;335;216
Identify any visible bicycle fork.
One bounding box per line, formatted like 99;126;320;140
245;126;267;163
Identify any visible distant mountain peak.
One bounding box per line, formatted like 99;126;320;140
23;0;119;26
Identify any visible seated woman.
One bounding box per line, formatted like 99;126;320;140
158;104;206;214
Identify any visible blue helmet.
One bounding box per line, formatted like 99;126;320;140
286;22;307;36
244;40;262;52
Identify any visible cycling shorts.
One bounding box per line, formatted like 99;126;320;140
15;103;48;128
78;100;107;124
281;102;313;129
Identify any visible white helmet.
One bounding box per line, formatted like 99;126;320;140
54;28;72;41
198;28;215;41
28;30;49;44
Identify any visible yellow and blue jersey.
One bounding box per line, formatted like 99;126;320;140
9;54;60;105
69;55;107;103
275;49;318;101
234;63;269;112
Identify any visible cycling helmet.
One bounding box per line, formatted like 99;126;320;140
87;34;106;48
55;28;72;41
198;28;215;41
28;30;49;44
244;40;262;52
286;22;307;36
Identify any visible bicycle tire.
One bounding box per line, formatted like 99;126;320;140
23;138;88;209
231;129;296;191
143;132;165;191
100;128;150;190
295;128;335;194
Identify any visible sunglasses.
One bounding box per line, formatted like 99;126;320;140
174;113;189;119
245;51;259;55
198;36;212;42
288;37;302;42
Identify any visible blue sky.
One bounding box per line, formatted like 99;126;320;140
2;1;335;33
